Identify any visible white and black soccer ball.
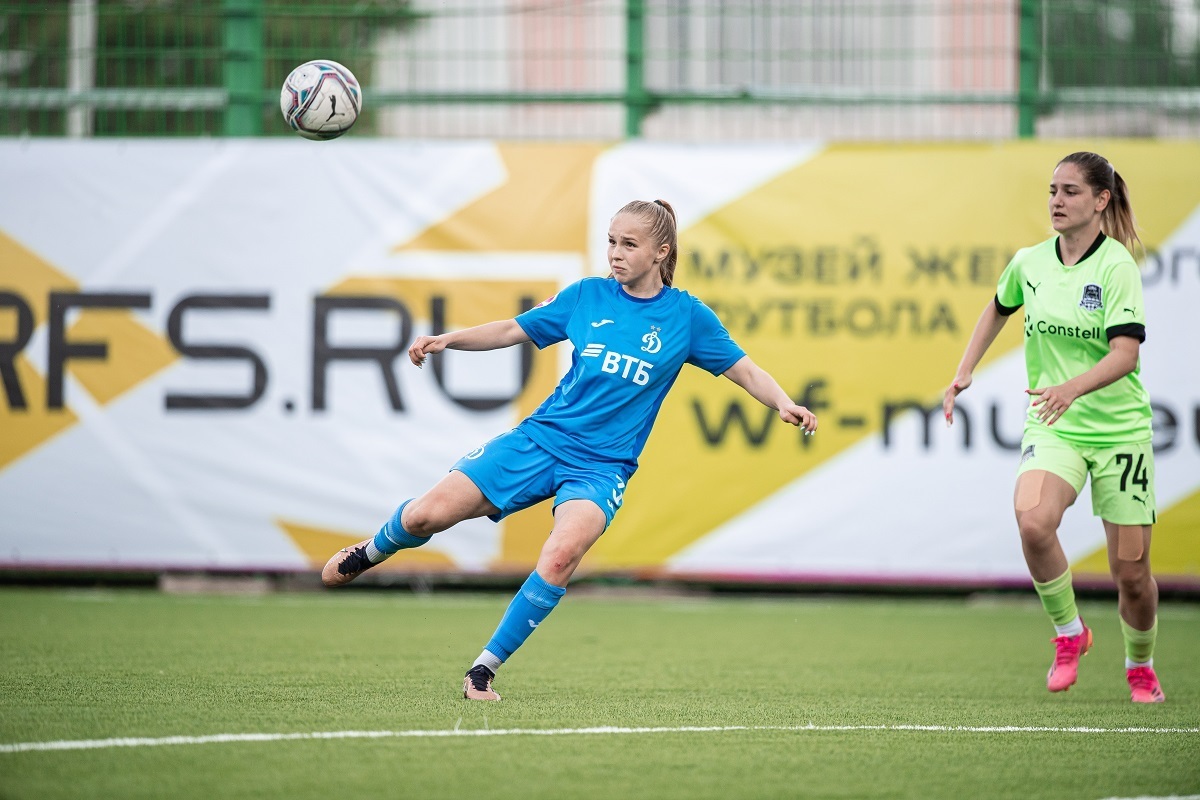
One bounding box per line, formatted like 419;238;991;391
279;60;362;141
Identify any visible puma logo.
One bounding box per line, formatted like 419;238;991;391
1026;280;1040;295
1132;495;1147;505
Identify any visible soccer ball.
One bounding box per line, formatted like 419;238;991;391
279;60;362;140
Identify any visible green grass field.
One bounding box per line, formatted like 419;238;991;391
0;586;1197;799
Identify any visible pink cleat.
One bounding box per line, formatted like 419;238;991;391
1046;622;1092;692
1126;666;1165;704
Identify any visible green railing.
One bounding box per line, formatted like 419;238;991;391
2;0;1198;140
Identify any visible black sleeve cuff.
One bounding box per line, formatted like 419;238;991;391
1106;322;1146;343
994;295;1021;317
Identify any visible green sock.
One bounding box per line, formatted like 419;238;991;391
1120;617;1157;664
1032;570;1079;628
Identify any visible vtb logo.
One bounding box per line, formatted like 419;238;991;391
600;351;653;385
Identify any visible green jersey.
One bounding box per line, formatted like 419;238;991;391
995;233;1151;445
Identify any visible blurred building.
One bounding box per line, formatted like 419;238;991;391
2;0;1198;140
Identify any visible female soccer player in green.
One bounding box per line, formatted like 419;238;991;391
943;151;1164;703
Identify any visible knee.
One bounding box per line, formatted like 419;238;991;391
1112;562;1154;598
401;498;445;536
537;542;578;584
1017;512;1059;551
541;544;572;576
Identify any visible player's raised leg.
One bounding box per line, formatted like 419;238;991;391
322;471;499;587
1103;520;1165;703
1015;469;1092;692
464;499;607;700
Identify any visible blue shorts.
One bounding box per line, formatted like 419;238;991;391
451;428;633;527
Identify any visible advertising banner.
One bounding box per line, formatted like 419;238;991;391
1;139;1197;584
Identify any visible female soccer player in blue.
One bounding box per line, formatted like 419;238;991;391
322;199;818;700
944;152;1164;703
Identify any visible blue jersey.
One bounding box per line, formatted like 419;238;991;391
514;277;745;469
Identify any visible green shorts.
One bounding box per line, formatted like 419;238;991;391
1017;426;1156;525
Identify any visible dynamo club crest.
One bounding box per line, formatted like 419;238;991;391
1078;283;1104;311
641;326;662;354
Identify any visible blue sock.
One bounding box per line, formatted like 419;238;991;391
484;571;566;662
371;500;428;557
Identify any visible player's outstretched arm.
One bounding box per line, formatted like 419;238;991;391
409;319;532;367
944;300;1009;426
723;356;817;434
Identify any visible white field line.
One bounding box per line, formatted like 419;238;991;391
2;723;1198;754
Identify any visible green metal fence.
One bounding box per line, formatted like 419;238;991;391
2;0;1198;140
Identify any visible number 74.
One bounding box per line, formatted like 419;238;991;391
1115;453;1149;492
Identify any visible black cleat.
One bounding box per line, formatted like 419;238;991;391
463;665;501;701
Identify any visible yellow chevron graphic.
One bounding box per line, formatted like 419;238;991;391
395;143;603;255
1;231;178;470
67;307;177;406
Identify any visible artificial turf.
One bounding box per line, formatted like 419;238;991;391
0;587;1196;799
